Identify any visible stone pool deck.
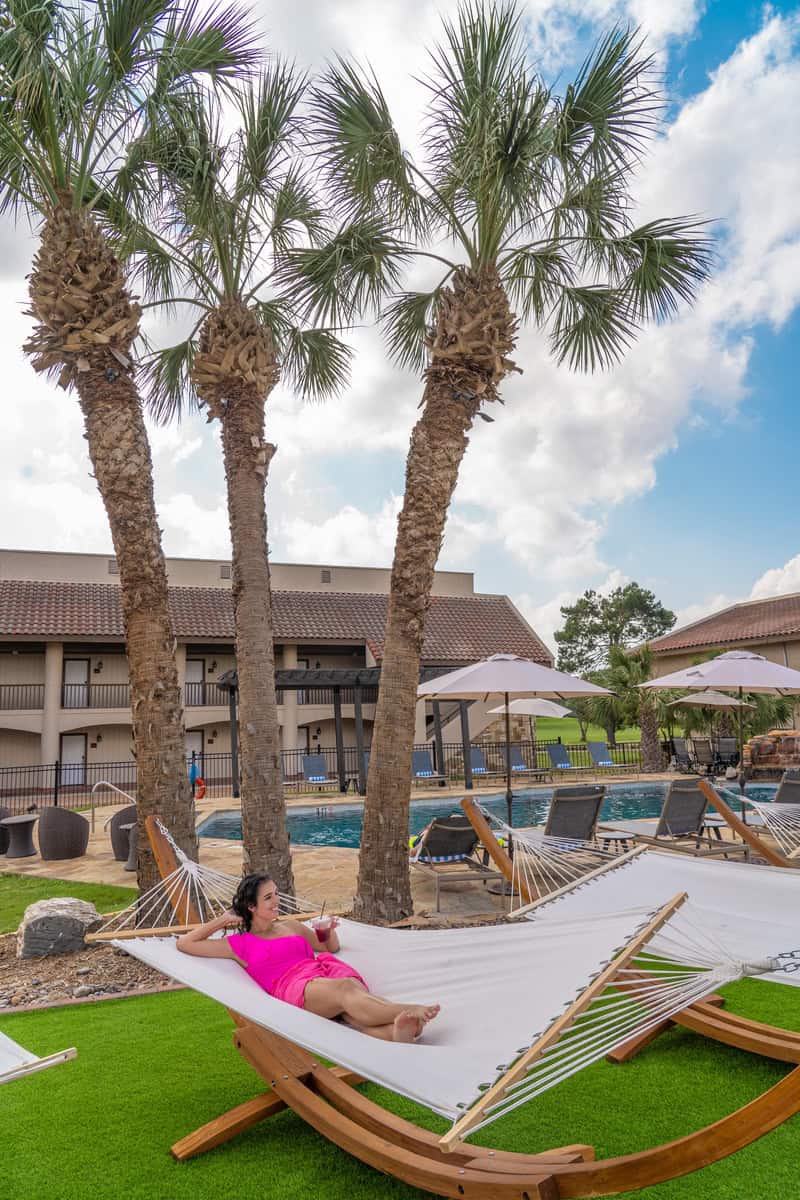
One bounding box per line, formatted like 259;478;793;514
0;771;687;920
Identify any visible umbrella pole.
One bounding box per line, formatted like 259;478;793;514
738;688;747;819
505;693;513;827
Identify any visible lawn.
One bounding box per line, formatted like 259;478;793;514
533;716;642;744
2;978;800;1199
0;874;136;934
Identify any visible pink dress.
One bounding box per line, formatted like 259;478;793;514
227;931;367;1009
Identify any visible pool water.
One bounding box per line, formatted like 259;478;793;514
197;782;778;849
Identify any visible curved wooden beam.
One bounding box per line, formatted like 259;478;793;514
697;780;800;868
460;795;538;903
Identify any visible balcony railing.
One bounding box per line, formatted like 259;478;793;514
0;683;45;710
184;682;228;707
275;686;380;706
61;683;131;709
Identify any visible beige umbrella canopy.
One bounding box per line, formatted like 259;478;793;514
641;651;800;792
419;654;611;823
666;689;756;710
487;699;575;718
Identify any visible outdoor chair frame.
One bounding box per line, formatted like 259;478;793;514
543;786;606;842
502;745;551;782
599;779;750;861
546;743;594;775
587;742;637;775
411;749;447;787
300;754;338;793
138;813;800;1198
408;814;503;911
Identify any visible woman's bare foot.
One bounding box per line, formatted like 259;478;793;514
392;1012;424;1042
407;1003;440;1024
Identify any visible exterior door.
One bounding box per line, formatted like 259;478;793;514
185;659;205;706
60;733;87;786
63;658;89;709
185;730;204;775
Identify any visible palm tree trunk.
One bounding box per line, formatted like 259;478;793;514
638;695;664;773
25;203;195;893
220;381;294;893
354;380;479;920
77;371;197;890
355;268;518;922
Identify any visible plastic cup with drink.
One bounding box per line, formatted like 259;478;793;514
312;915;334;944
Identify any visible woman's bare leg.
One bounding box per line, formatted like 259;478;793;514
303;978;440;1040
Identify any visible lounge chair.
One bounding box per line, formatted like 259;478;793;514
113;812;800;1198
37;806;90;860
411;749;447;787
1;1030;76;1085
546;743;593;774
544;785;606;842
671;737;694;773
691;738;717;776
716;737;739;771
600;778;749;859
301;754;338;791
409;813;503;911
501;745;551;782
468;746;504;779
588;741;636;774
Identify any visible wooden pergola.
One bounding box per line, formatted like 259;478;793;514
219;666;476;795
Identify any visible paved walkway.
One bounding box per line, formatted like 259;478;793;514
0;771;679;920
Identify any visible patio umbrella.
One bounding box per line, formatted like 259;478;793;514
487;699;575;774
418;654;611;826
666;689;755;739
641;650;800;794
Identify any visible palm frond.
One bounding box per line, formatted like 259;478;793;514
276;220;411;326
554;26;660;170
251;298;295;344
152;0;260;99
265;166;327;258
141;337;198;425
310;57;420;228
550;285;636;372
501;244;576;322
232;64;307;205
613;218;714;322
280;327;353;401
380;289;441;373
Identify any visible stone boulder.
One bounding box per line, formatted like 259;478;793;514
17;897;102;959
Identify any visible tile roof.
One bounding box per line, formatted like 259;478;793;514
0;580;552;665
649;592;800;654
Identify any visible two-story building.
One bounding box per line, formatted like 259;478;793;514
0;549;551;778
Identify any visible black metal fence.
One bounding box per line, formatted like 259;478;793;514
0;684;45;710
0;738;648;814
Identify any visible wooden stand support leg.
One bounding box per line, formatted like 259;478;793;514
607;994;727;1065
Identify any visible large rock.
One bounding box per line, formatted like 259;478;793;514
17;897;102;959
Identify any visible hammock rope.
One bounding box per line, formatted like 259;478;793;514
462;897;782;1135
474;801;624;910
718;786;800;858
94;818;318;937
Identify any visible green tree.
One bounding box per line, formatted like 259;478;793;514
606;645;664;771
288;4;710;920
0;0;257;890
555;582;676;674
126;71;350;892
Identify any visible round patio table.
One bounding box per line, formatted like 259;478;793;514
1;813;39;859
120;822;138;872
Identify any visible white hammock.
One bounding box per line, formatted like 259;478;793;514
722;789;800;859
114;844;800;1135
0;1030;76;1085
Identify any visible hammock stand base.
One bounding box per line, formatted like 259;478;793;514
169;1011;800;1199
142;816;800;1198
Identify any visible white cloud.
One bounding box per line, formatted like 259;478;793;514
279;496;403;566
750;555;800;601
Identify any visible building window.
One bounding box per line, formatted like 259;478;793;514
219;563;232;579
107;557;118;574
321;569;332;583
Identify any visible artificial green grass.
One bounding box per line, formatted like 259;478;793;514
0;874;136;934
2;978;800;1199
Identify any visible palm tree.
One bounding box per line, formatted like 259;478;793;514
289;3;711;919
0;0;257;889
127;72;352;890
606;645;664;771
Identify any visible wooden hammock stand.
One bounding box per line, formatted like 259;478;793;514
145;813;800;1199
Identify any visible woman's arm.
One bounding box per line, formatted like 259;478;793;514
287;917;341;954
176;910;242;960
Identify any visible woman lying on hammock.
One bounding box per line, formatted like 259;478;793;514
177;873;440;1043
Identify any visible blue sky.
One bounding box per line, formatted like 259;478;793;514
0;0;799;653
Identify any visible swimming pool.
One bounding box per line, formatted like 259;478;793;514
197;782;778;849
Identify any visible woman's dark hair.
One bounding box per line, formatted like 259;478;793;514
231;873;275;931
